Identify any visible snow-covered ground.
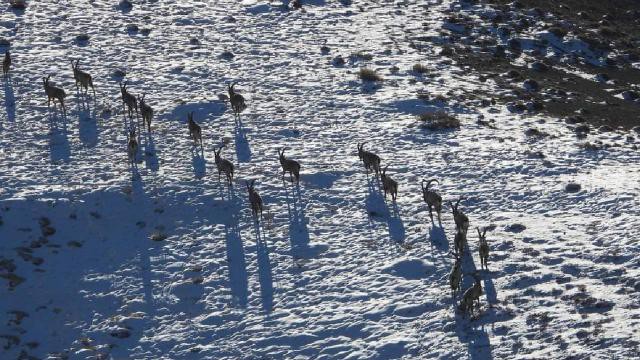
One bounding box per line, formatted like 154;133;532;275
1;0;639;359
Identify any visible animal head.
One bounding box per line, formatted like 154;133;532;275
422;179;439;193
357;142;366;159
278;148;286;161
382;165;389;177
477;227;487;242
246;179;256;192
228;82;236;97
214;144;224;158
450;198;463;214
187;111;194;123
120;81;128;94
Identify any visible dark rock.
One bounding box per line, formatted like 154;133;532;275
621;90;639;101
523;79;539;91
565;183;581;193
332;55;345;66
126;24;139;33
507;38;521;51
505;223;526;233
575;124;591;133
110;328;131;338
150;232;167;242
220;51;234;60
530;61;549;72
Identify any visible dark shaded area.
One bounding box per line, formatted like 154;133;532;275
452;0;640;128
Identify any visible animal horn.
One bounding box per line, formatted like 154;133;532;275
483;228;487;237
477;227;482;238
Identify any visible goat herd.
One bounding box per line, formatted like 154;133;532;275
2;49;490;317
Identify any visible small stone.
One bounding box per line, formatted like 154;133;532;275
119;0;133;10
621;90;639;101
565;183;581;193
530;61;549;72
150;232;167;242
112;69;126;78
220;51;234;60
126;24;139;33
523;79;539;91
320;46;330;54
505;223;526;233
110;328;131;338
332;55;345;66
76;34;90;42
42;226;55;237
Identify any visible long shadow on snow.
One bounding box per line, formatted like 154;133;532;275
223;190;249;308
143;134;159;172
234;118;252;163
454;232;495;360
48;111;70;163
364;177;405;243
77;102;99;147
3;78;15;123
285;185;324;260
253;221;274;312
191;146;206;179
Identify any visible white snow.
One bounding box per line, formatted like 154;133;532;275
1;0;639;359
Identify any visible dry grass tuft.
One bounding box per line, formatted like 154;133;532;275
359;67;383;82
412;63;429;74
418;111;460;130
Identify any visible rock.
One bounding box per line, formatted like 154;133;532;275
119;0;133;10
507;38;521;51
565;183;581;193
523;79;539;91
505;69;520;78
110;328;131;339
497;26;511;37
530;61;549;72
621;90;639;101
332;55;345;66
575;124;591;134
0;39;10;46
220;51;234;60
527;100;544;111
41;226;55;237
505;223;526;233
112;69;126;79
440;46;454;56
150;232;167;242
189;38;200;45
76;34;90;42
320;46;330;54
507;101;527;113
494;45;506;58
126;24;139;33
595;73;609;82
